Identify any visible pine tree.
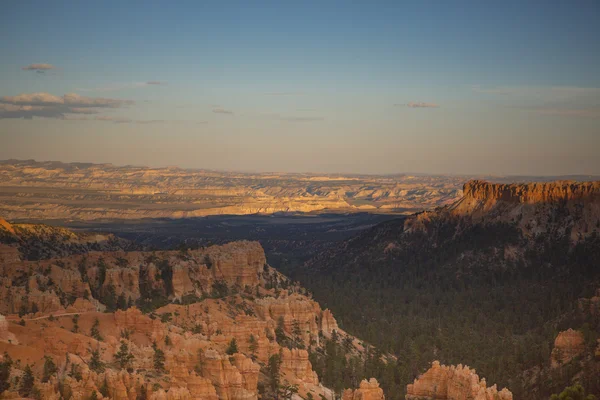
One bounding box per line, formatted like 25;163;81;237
42;356;57;383
19;364;35;397
275;316;286;343
117;293;127;310
71;314;79;333
90;390;99;400
0;352;12;395
248;334;258;355
268;354;281;393
226;338;238;355
115;341;134;369
90;318;103;341
89;348;105;373
152;342;165;373
69;363;83;381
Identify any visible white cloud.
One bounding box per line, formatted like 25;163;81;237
0;92;134;119
21;63;55;72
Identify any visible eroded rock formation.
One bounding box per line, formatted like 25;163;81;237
405;361;513;400
551;329;585;368
0;240;370;400
343;378;385;400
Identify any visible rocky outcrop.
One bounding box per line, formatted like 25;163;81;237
255;294;339;346
0;217;133;261
0;314;18;344
462;180;600;204
343;378;385;400
0;240;377;400
280;348;319;385
551;329;585;368
199;349;259;400
405;361;513;400
404;180;600;242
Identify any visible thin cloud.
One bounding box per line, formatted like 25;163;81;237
279;116;324;122
264;112;325;122
135;119;166;124
77;82;165;92
265;91;304;96
0;92;133;119
94;116;132;123
395;102;440;108
212;108;234;115
472;85;600;102
94;116;167;124
21;63;55;72
535;108;600;118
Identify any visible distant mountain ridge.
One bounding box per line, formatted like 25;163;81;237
0;159;467;220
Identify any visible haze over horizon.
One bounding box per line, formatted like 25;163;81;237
1;1;599;176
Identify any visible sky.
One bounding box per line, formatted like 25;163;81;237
1;1;599;175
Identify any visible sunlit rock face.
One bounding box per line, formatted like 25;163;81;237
405;361;513;400
550;329;585;368
343;378;385;400
0;159;466;220
404;180;600;242
0;240;373;400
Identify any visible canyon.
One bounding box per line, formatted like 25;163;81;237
0;159;471;221
1;178;599;399
0;239;385;399
295;179;600;399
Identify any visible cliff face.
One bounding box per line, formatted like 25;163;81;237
405;180;600;242
0;240;370;400
405;361;513;400
462;180;600;204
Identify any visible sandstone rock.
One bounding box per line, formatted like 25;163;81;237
462;180;600;204
551;329;585;368
405;361;513;400
280;348;319;385
0;314;18;344
343;378;385;400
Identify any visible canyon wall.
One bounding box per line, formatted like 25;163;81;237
0;240;369;400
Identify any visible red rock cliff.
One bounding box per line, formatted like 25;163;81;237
462;180;600;204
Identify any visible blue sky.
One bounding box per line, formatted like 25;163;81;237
1;1;599;175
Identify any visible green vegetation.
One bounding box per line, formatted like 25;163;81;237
114;341;134;370
41;356;57;383
292;215;600;399
152;342;166;373
226;338;239;355
551;384;597;400
0;352;12;395
71;314;79;333
19;364;35;397
90;318;103;341
89;348;105;373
